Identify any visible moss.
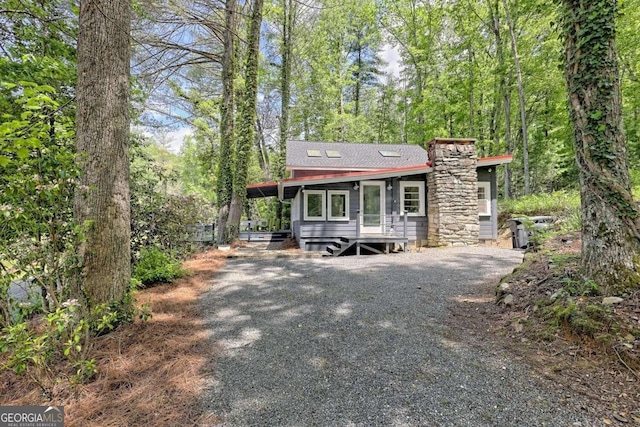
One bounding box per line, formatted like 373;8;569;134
569;315;601;337
583;304;610;321
600;257;640;295
548;253;580;269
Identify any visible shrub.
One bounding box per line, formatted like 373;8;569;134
133;247;183;286
0;301;123;394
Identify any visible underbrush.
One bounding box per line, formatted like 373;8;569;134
133;246;185;287
497;242;640;373
500;190;580;219
0;249;225;425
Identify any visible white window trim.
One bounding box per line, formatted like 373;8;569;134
399;181;425;216
327;190;350;221
303;189;326;221
478;181;491;217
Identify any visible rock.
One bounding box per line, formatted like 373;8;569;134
513;322;523;333
496;282;510;300
602;297;624;305
503;294;514;306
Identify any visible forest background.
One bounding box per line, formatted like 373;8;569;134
3;0;640;234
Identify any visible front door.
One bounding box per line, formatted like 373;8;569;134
360;181;385;234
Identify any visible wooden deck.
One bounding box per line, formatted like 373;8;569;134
319;235;408;256
238;230;291;242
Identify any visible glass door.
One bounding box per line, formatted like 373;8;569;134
360;181;384;234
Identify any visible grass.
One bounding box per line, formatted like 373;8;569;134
0;248;226;426
500;190;580;218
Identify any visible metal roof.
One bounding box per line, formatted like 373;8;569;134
286;140;429;170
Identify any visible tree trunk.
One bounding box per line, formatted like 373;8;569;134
228;0;264;237
468;46;475;137
256;117;270;179
276;0;295;227
354;41;362;117
562;0;640;294
75;0;131;308
489;0;512;198
216;0;236;245
502;0;530;195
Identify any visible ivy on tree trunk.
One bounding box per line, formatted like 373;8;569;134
276;0;295;226
227;0;264;238
561;0;640;294
216;0;236;245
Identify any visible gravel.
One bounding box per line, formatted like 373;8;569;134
200;247;599;426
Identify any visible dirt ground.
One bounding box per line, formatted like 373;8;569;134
450;232;640;426
0;248;226;426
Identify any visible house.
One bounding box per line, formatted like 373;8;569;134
246;138;512;255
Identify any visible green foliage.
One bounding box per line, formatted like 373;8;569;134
0;80;79;325
130;136;215;259
0;301;126;392
554;278;600;298
133;247;184;286
541;297;610;338
500;190;580;218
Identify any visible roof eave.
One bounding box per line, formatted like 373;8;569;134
477;155;513;167
281;165;433;189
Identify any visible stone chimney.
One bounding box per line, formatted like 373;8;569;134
426;138;479;246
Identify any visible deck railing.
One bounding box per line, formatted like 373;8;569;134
240;218;291;232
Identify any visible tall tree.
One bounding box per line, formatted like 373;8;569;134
75;0;132;307
502;0;530;194
561;0;640;294
275;0;296;225
227;0;265;237
216;0;237;244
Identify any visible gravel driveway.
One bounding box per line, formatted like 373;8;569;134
201;247;597;426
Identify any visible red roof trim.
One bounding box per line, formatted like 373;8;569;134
478;154;513;163
281;162;433;184
246;155;511;190
247;181;278;189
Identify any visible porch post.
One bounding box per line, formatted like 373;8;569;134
426;138;479;246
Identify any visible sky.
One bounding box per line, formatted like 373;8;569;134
154;44;402;154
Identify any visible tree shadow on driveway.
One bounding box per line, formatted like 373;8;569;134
199;247;596;426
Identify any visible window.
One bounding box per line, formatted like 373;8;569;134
478;182;491;216
328;190;349;221
400;181;425;216
303;190;326;220
326;150;341;158
379;150;401;157
306;149;321;157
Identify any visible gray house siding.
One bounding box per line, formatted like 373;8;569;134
478;168;497;240
296;176;428;250
290;170;499;250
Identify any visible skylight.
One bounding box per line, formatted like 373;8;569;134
379;150;401;157
326;150;341;158
306;149;322;157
